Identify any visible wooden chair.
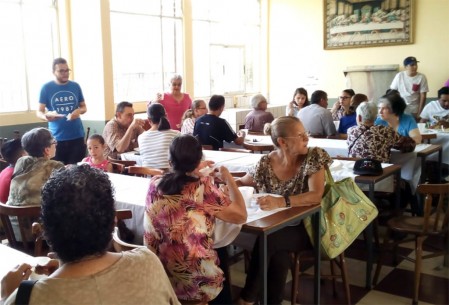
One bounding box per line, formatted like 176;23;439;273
84;127;91;143
290;251;351;305
107;156;137;167
219;147;252;153
112;227;144;252
201;145;214;150
110;162;126;174
127;166;164;177
0;202;41;255
373;183;449;305
242;142;274;154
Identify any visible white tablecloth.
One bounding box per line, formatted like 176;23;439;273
425;130;449;165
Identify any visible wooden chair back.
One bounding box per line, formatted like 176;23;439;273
417;183;449;233
110;162;126;174
0;202;41;254
201;145;214;150
107;156;137;167
219;147;252;153
127;166;164;177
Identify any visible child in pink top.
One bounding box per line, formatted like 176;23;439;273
82;134;112;172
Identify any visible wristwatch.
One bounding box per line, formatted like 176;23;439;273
284;195;291;207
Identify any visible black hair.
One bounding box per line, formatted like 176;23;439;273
381;93;407;116
310;90;327;104
342;89;355;97
21;127;53;158
438;86;449;98
41;165;115;263
291;87;310;107
147;103;170;131
208;95;225;111
0;138;24;165
116;101;133;114
52;57;67;72
157;135;202;195
88;134;105;145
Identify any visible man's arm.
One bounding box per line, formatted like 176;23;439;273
115;119;145;153
68;101;87;120
418;92;426;116
36;103;48;121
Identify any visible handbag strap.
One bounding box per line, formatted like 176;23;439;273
16;280;38;305
324;165;335;186
348;126;370;155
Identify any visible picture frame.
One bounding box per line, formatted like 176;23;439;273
324;0;414;50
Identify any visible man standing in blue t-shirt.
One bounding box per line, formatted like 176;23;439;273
36;57;87;164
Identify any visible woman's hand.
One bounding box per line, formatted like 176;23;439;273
193;160;215;177
34;259;60;276
1;264;32;300
256;195;284;210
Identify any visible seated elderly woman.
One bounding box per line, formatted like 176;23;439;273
6;127;64;241
244;94;274;132
236;116;331;305
1;165;179;305
347;101;416;162
144;135;246;304
375;93;422;143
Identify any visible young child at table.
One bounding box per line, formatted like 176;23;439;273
82;134;112;172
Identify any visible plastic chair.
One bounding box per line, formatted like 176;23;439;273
373;183;449;305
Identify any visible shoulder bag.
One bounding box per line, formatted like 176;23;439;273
304;166;378;259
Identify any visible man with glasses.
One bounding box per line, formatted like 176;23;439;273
298;90;337;137
36;57;87;164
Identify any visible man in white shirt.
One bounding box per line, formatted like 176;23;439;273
297;90;337;137
390;56;429;118
419;87;449;126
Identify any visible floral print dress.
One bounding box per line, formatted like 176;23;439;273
250;147;332;196
144;175;231;302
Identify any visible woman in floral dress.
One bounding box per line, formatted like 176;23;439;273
236;116;332;305
144;135;246;304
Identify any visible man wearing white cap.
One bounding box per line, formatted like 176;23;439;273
390;56;429;119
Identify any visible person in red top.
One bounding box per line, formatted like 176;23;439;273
0;139;26;203
151;74;192;130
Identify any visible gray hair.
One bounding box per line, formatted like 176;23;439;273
356;101;378;122
170;74;183;84
250;94;267;109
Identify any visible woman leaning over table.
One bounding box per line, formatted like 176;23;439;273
144;135;247;305
375;92;422;144
235;116;332;305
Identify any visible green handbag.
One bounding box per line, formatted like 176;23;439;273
304;166;378;259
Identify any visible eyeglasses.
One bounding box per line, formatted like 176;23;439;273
283;131;310;140
171;83;182;87
50;140;57;145
56;69;71;74
197;107;207;110
339;96;351;100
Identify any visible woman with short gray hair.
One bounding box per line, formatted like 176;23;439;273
243;94;274;132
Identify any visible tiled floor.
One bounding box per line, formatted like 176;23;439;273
229;233;449;305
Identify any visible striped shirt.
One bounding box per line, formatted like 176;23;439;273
138;130;180;169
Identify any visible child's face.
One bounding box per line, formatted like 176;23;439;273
87;139;104;158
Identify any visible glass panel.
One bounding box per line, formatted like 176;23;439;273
0;0;58;113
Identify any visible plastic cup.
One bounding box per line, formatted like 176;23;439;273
417;123;426;133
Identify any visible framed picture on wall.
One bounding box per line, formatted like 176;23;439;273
324;0;414;50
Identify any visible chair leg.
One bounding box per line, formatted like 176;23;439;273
339;253;351;305
290;253;300;305
330;258;337;296
413;236;424;305
373;228;392;286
